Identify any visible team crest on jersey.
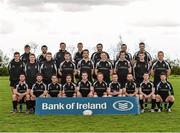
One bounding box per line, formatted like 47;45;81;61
70;64;73;67
51;65;53;68
106;63;109;67
41;85;44;89
163;64;165;67
28;66;31;69
56;86;59;89
71;86;74;89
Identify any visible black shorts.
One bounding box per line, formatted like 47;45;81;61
18;96;26;104
160;94;169;102
65;92;74;97
49;92;59;97
10;80;19;87
33;92;44;97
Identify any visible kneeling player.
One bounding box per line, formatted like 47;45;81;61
93;73;108;97
108;73;122;97
76;72;94;97
156;73;175;112
46;75;62;97
62;75;77;97
139;73;156;113
12;74;31;114
30;73;47;112
123;73;138;97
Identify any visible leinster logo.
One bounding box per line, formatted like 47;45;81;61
113;100;134;111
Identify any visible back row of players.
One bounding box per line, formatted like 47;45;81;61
8;42;174;113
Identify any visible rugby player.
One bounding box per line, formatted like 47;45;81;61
20;44;31;63
116;44;132;62
76;72;94;97
37;45;48;66
73;42;83;66
156;73;174;112
12;74;30;114
139;73;156;113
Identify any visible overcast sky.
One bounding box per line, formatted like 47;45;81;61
0;0;180;60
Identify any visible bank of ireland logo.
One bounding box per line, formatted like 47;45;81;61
113;100;134;111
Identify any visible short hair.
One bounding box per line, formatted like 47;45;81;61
112;73;118;76
143;72;150;76
139;52;145;55
82;49;89;54
19;73;26;76
119;51;126;55
41;45;47;49
158;51;164;55
51;74;57;78
24;44;30;49
46;52;52;55
100;51;107;56
66;74;72;78
160;72;166;76
14;52;20;56
60;42;66;46
65;52;71;56
81;71;88;75
97;72;104;76
77;42;83;46
29;53;35;57
121;44;127;47
139;42;145;46
36;73;43;77
97;43;103;47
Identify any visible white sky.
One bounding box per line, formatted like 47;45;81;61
0;0;180;60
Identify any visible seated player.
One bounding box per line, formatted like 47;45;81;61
139;73;156;113
62;75;77;97
108;73;122;97
123;73;138;97
30;73;47;112
156;73;175;112
93;73;109;97
76;72;94;97
12;74;31;114
46;75;62;97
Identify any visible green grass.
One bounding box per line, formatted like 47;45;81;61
0;76;180;132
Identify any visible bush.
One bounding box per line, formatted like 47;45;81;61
0;66;9;76
171;66;180;75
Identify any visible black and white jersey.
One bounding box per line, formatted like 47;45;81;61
77;59;94;75
156;81;174;96
96;60;113;77
15;82;28;93
54;49;68;68
20;52;31;63
77;80;92;97
133;51;152;63
8;59;25;81
125;81;136;94
140;81;154;95
40;60;57;81
37;54;46;66
73;51;83;66
133;60;150;79
32;82;46;97
47;83;61;96
63;83;76;97
93;81;107;97
109;82;121;92
91;51;110;66
59;61;76;77
116;52;132;62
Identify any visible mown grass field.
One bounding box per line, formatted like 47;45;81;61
0;76;180;132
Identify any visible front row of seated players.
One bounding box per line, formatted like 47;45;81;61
12;72;174;114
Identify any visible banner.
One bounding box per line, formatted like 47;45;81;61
35;97;140;115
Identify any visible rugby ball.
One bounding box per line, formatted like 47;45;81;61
83;110;93;116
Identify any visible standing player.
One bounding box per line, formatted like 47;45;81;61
133;52;150;88
21;45;31;63
40;52;57;85
46;75;62;97
108;73;122;97
95;52;113;84
116;44;132;62
73;42;83;66
37;45;48;66
114;51;132;89
8;52;25;92
59;52;76;84
77;49;94;83
76;72;94;97
25;53;39;89
12;74;31;114
133;42;152;65
156;73;175;112
62;75;77;97
93;73;109;97
151;51;171;87
30;74;47;112
123;73;138;97
139;73;156;113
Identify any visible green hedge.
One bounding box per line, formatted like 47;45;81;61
171;66;180;75
0;67;9;76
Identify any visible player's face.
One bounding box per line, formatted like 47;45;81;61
97;45;103;52
97;74;104;81
120;53;126;59
127;74;133;81
24;47;30;53
14;54;20;61
83;51;89;58
78;44;83;51
143;74;149;81
139;44;145;51
160;75;166;81
51;76;57;83
82;73;88;80
101;53;107;60
41;47;47;54
37;76;43;82
112;75;118;82
158;53;164;61
64;54;71;60
46;54;52;61
60;44;66;50
66;76;72;83
19;75;25;82
121;45;127;52
139;54;145;60
29;55;36;62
